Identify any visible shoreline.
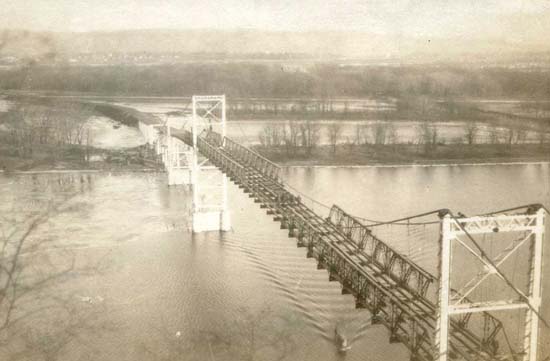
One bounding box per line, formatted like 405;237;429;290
0;168;161;174
274;156;550;168
1;160;549;175
282;160;550;169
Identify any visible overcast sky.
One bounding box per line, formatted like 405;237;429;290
1;0;549;40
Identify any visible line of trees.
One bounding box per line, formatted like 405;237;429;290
258;120;321;155
258;120;549;156
2;63;550;99
1;101;95;162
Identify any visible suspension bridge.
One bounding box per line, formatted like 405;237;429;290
136;95;546;361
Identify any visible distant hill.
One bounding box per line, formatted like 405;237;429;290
1;28;549;64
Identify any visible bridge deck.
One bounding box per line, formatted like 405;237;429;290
173;129;509;361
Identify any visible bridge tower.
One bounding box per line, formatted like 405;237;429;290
190;95;230;232
164;119;194;186
436;206;545;361
149;115;193;186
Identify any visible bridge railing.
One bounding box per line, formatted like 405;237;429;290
179;130;249;188
196;137;248;187
180;130;192;145
328;205;435;299
180;130;280;184
223;136;281;183
204;131;223;147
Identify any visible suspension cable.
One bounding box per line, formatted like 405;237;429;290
480;203;549;217
449;211;550;329
281;178;442;225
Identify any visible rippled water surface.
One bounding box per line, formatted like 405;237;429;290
0;163;549;360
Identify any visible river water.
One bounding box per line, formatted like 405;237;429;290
0;164;549;361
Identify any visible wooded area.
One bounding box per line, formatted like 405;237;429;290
1;63;550;99
0;102;95;163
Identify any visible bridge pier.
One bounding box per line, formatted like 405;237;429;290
189;95;231;233
192;208;231;233
168;168;191;186
355;297;367;309
138;118;194;186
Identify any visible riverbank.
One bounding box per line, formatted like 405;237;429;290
0;98;162;172
254;143;550;167
2;134;549;172
0;143;161;172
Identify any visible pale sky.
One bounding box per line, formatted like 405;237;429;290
1;0;550;40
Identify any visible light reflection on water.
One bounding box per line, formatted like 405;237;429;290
0;163;548;361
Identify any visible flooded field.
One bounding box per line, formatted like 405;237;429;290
0;98;13;112
469;99;550;119
114;100;545;145
87;116;145;149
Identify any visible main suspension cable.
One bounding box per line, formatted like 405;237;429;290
449;211;549;329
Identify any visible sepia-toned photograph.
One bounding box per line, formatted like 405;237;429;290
0;1;549;360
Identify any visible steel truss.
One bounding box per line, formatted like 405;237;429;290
328;205;434;299
172;128;530;361
436;209;545;361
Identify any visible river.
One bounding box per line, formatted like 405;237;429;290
0;163;549;360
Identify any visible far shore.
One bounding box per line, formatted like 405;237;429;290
2;153;549;174
282;160;550;168
253;143;550;168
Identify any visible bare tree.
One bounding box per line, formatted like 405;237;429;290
12;292;110;361
488;127;501;144
430;124;439;147
372;122;388;145
4;101;95;162
84;126;94;163
273;123;286;147
259;122;287;148
280;120;301;156
416;121;438;153
287;121;300;151
353;123;363;145
299;120;320;155
537;123;548;146
0;180;77;334
506;128;516;146
505;127;528;146
327;122;343;154
385;122;398;145
516;128;527;144
353;123;371;145
532;100;544;119
464;122;479;145
5;105;39;158
0;175;110;360
258;125;272;146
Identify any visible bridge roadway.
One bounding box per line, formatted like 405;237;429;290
173;129;509;361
